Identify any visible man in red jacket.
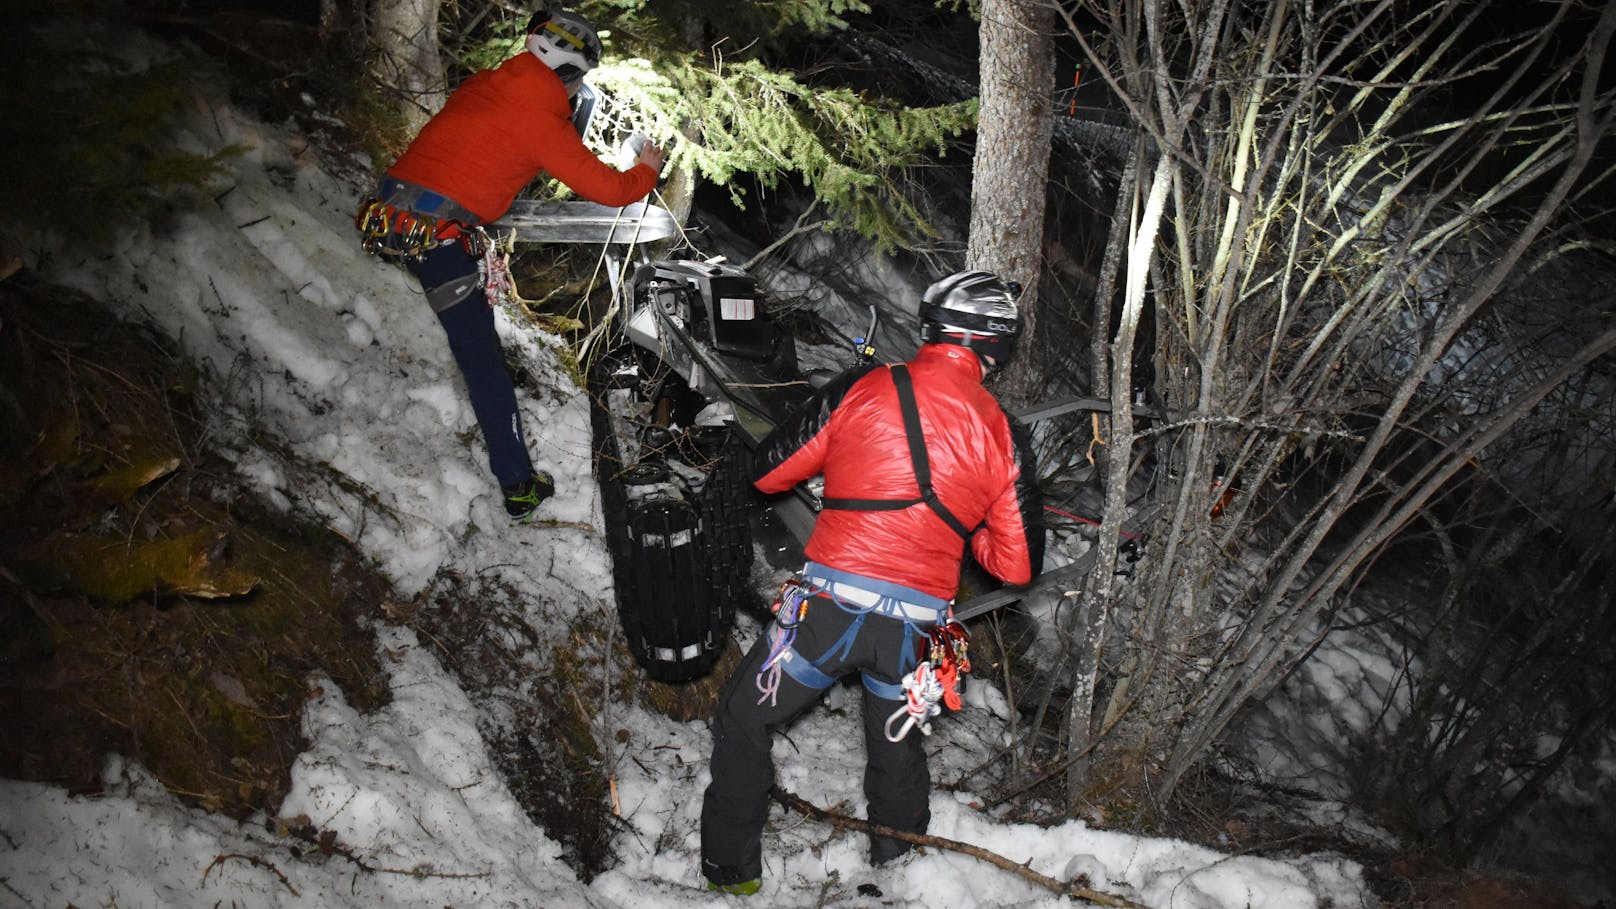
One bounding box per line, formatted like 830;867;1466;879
700;270;1044;895
369;7;663;521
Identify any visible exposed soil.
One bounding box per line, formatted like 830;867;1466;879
0;276;391;819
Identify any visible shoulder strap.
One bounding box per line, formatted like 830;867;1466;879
820;365;974;540
890;365;975;540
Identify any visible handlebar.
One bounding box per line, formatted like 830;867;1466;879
853;304;879;363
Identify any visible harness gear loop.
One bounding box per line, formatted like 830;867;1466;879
755;577;811;707
884;621;971;741
399;211;435;253
353;196;460;261
885;661;943;741
357;199;388;234
356;199;392;255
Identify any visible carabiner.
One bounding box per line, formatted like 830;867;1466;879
360;201;391;238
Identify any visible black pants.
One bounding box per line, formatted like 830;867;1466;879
700;591;931;886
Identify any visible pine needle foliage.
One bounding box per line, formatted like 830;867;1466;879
2;5;242;244
588;0;871;45
443;11;527;81
592;55;975;250
436;1;977;250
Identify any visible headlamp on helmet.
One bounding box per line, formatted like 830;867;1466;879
918;269;1023;367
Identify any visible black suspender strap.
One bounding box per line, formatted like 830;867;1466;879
891;365;976;540
819;364;976;540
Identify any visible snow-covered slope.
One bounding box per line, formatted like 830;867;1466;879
0;32;1378;909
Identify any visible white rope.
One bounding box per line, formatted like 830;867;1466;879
885;662;944;742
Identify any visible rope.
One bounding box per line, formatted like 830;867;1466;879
755;578;810;707
478;229;517;307
1045;504;1142;539
885;661;944;741
884;622;971;742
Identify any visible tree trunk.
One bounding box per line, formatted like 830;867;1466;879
967;0;1055;407
1066;150;1170;806
369;0;446;133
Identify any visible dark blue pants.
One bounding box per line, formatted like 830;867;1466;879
700;590;931;886
404;243;533;488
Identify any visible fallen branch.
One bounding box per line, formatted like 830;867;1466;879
276;819;493;882
769;786;1149;908
309;829;491;881
204;852;299;897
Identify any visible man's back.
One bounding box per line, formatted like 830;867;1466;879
388;54;655;222
753;343;1042;600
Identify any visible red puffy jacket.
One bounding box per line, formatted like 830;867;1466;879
752;343;1044;600
386;53;656;223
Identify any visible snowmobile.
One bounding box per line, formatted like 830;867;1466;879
494;200;832;681
583;256;835;683
492;199;1154;683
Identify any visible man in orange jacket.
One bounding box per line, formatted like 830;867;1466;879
371;7;663;521
700;270;1044;895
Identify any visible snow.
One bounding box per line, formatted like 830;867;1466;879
0;46;1378;909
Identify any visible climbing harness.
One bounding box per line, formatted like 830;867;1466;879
355;195;514;306
818;364;978;541
884;621;971;742
756;576;811;707
354;197;480;260
753;563;951;712
355;177;488;261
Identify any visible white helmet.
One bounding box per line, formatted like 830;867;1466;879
525;8;602;83
919;270;1023;366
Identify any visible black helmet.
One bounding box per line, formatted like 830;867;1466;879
526;8;603;83
919;270;1022;366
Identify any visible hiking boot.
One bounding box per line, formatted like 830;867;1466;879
502;471;555;521
705;878;761;896
870;836;917;866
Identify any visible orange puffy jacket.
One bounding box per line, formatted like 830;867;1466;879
752;343;1044;601
386;53;656;223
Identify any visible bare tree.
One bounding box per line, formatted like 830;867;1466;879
1043;0;1616;829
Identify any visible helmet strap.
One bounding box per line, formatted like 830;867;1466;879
970;341;995;377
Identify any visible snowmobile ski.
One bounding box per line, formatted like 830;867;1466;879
489;201;678;245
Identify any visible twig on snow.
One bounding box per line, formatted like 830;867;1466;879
204;852;299;897
770;785;1150;907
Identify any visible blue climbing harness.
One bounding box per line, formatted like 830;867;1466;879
755;561;950;707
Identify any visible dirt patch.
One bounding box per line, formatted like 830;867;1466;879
394;565;738;880
1368;855;1594;908
0;277;390;818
